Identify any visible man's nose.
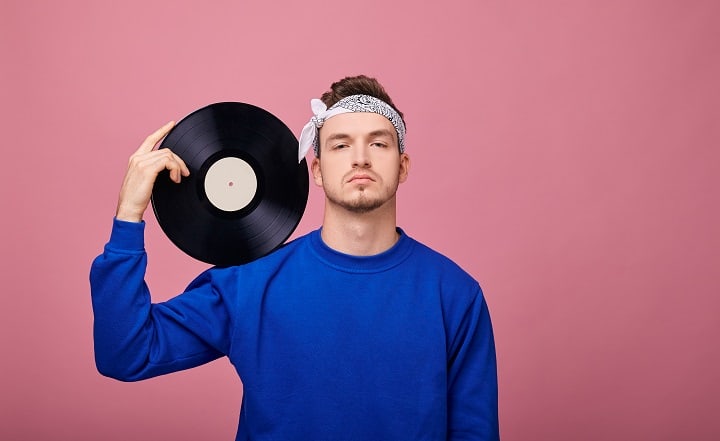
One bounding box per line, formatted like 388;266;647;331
351;145;371;168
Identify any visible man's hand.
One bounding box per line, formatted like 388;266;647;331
115;121;190;222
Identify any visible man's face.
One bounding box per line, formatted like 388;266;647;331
311;112;410;214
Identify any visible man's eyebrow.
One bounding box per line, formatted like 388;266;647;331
368;129;396;140
324;129;396;144
325;133;352;143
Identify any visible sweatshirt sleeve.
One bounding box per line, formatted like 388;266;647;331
89;218;232;381
447;287;500;440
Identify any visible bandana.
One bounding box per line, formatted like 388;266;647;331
297;94;406;162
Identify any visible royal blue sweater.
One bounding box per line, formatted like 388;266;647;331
90;219;499;440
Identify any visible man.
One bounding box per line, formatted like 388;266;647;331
90;75;499;440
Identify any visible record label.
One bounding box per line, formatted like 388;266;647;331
204;156;257;212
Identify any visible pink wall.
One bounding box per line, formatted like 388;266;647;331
2;0;718;439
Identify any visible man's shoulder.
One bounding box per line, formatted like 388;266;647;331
189;230;316;290
237;229;314;268
403;232;479;286
403;233;485;319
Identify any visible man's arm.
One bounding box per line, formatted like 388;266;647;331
90;219;232;381
447;289;500;440
90;123;229;380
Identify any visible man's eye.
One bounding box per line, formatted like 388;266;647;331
372;142;387;148
333;144;349;149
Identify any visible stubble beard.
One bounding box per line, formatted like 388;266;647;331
325;185;397;214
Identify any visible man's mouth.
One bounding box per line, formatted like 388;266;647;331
348;174;374;183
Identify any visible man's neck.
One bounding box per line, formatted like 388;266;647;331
320;200;399;256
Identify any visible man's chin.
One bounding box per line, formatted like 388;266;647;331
343;201;383;214
336;195;386;214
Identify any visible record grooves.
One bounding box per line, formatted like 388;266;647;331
151;102;308;266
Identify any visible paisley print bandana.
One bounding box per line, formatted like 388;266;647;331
297;94;406;161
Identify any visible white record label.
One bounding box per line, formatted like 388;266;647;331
204;157;258;212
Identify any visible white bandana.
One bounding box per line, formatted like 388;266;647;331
297;94;406;162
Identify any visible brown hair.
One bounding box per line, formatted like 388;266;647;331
320;75;405;125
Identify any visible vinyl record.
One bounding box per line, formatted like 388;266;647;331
151;102;308;266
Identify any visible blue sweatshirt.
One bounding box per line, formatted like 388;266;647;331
90;219;499;440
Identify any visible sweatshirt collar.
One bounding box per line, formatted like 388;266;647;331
308;227;414;273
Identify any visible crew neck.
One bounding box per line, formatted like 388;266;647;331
308;228;414;274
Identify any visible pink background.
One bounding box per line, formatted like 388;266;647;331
1;0;718;439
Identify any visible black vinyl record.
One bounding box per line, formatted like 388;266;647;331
151;102;308;266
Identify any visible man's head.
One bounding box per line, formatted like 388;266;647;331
304;75;410;214
316;76;405;158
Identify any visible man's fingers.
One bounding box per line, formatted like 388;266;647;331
167;158;183;183
173;151;190;177
141;149;189;183
136;121;175;154
163;150;190;182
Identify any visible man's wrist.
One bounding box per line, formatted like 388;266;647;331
115;203;145;223
115;209;143;223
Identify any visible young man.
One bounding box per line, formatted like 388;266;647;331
90;75;499;440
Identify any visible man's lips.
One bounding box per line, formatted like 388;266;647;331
347;173;375;183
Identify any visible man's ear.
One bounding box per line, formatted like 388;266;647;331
399;153;410;183
311;157;323;187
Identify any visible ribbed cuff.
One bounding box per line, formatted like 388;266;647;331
108;217;146;251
